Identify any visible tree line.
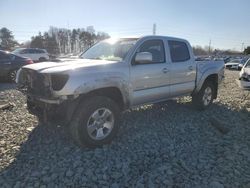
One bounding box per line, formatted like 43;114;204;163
0;26;110;55
28;26;110;55
1;27;250;55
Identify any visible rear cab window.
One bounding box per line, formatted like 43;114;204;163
168;40;190;62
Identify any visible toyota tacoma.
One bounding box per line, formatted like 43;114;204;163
17;36;224;147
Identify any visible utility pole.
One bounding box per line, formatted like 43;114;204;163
241;42;245;52
153;23;156;35
208;39;211;55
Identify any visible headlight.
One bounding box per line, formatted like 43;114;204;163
242;72;248;78
50;74;69;91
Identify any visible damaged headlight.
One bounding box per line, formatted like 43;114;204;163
240;72;250;82
50;74;69;91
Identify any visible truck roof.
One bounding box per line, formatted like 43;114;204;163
120;35;189;43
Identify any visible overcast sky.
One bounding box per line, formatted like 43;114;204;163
0;0;249;50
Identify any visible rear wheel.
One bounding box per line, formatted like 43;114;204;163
192;81;215;110
39;57;46;62
70;96;120;147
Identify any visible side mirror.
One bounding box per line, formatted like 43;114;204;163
135;52;153;64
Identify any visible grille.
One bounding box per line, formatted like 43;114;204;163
24;69;51;97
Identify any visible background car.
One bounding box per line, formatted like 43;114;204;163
225;59;245;70
0;50;33;82
12;48;49;62
237;58;250;90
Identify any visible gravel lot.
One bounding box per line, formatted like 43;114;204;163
0;70;249;188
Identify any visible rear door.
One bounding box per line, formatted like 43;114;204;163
168;40;196;96
130;39;171;105
27;49;38;61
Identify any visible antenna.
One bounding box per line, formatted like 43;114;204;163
153;23;156;35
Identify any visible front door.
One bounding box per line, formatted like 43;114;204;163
130;39;171;106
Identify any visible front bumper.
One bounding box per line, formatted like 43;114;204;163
27;94;79;124
28;94;62;104
236;79;250;90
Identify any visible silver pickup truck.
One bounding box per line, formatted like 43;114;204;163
17;36;224;147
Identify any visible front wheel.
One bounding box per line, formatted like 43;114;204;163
39;57;47;62
192;81;215;110
70;96;121;147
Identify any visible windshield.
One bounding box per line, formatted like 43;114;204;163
230;60;240;63
80;38;138;61
12;48;24;53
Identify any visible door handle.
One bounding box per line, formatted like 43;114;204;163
4;62;11;65
188;66;193;70
162;68;169;73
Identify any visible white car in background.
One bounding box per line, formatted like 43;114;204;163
225;59;244;70
237;58;250;90
12;48;49;62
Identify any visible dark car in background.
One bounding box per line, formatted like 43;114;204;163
0;50;33;82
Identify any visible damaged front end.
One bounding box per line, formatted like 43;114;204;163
17;68;77;124
237;72;250;90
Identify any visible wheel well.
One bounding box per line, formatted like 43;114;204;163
82;87;125;110
204;74;218;99
39;57;46;61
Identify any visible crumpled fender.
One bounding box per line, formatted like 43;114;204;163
53;71;130;106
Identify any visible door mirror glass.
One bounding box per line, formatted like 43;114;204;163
135;52;153;64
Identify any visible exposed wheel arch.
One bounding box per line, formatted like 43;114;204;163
203;74;218;99
64;87;126;124
80;87;126;110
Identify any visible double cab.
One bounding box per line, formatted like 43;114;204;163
17;36;224;147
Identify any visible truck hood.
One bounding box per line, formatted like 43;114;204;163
22;59;119;74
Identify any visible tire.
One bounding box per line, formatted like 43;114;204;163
192;81;215;110
39;57;46;62
70;96;121;147
9;70;17;82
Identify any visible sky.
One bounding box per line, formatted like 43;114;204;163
0;0;249;51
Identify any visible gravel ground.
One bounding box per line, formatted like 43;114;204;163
0;70;250;188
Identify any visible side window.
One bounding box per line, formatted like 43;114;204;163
138;39;165;63
168;41;190;62
21;49;29;54
29;49;36;54
39;49;46;53
35;49;42;53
